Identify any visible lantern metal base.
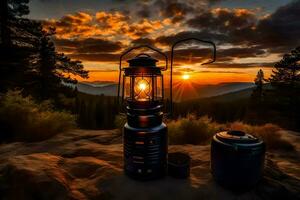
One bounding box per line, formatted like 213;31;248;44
124;123;167;181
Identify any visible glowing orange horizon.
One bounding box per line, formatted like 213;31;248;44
70;65;272;85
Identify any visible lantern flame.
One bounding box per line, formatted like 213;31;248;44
138;82;147;91
134;78;151;101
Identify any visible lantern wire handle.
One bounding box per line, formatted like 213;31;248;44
117;45;168;112
170;38;217;117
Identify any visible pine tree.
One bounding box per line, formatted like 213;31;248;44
270;47;300;87
28;26;88;100
267;47;300;129
0;0;29;46
0;0;10;47
0;0;31;92
268;47;300;106
1;0;89;101
252;69;265;101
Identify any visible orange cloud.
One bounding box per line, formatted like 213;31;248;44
44;11;170;41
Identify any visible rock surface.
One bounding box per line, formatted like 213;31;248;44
0;129;299;200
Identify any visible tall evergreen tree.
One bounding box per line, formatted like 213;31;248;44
1;0;89;101
0;0;29;46
0;0;10;47
267;47;300;129
252;69;265;101
35;27;88;100
0;0;32;92
268;47;300;106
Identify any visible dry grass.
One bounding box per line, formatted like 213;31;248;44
168;115;294;151
168;115;222;145
228;122;294;151
0;90;76;142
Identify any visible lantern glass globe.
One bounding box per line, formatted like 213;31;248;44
134;78;151;101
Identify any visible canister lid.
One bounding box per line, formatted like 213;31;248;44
168;152;190;179
215;130;259;144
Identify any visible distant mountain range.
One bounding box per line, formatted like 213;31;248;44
170;82;255;102
70;81;255;102
75;81;118;96
199;87;254;103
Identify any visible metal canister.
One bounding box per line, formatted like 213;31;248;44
211;130;265;190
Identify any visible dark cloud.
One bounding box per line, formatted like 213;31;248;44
207;0;225;4
154;0;194;23
54;38;123;53
187;1;300;54
220;47;266;59
131;37;156;46
199;70;246;74
255;0;300;52
189;8;256;32
155;31;229;46
69;53;120;62
136;5;151;18
187;8;257;46
208;62;275;68
164;46;266;64
166;48;213;64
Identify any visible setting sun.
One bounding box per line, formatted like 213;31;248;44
182;74;190;80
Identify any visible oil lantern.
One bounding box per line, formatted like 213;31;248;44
117;45;169;180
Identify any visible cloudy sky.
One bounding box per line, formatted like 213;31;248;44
28;0;300;84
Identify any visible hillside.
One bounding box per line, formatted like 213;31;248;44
171;82;255;102
0;129;299;199
201;87;253;102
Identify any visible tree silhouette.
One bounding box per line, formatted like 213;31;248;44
0;0;88;101
268;47;300;107
252;69;265;101
0;0;32;92
26;26;88;100
266;47;300;128
0;0;29;47
270;47;300;87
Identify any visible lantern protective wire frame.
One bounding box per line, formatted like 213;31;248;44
170;38;217;117
117;45;169;114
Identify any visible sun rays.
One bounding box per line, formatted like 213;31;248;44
173;73;199;102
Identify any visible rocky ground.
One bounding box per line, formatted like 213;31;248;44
0;129;299;200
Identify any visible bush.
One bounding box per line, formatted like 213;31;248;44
0;90;76;142
168;115;222;145
168;115;294;151
228;122;294;151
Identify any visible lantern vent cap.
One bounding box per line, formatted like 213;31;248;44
127;53;158;67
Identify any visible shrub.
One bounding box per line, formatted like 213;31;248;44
168;115;222;145
168;115;294;151
0;90;76;142
228;122;294;151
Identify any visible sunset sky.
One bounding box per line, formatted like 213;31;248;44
28;0;300;84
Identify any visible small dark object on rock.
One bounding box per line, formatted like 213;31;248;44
168;152;190;179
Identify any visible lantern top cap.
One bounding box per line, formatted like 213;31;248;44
127;53;158;67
